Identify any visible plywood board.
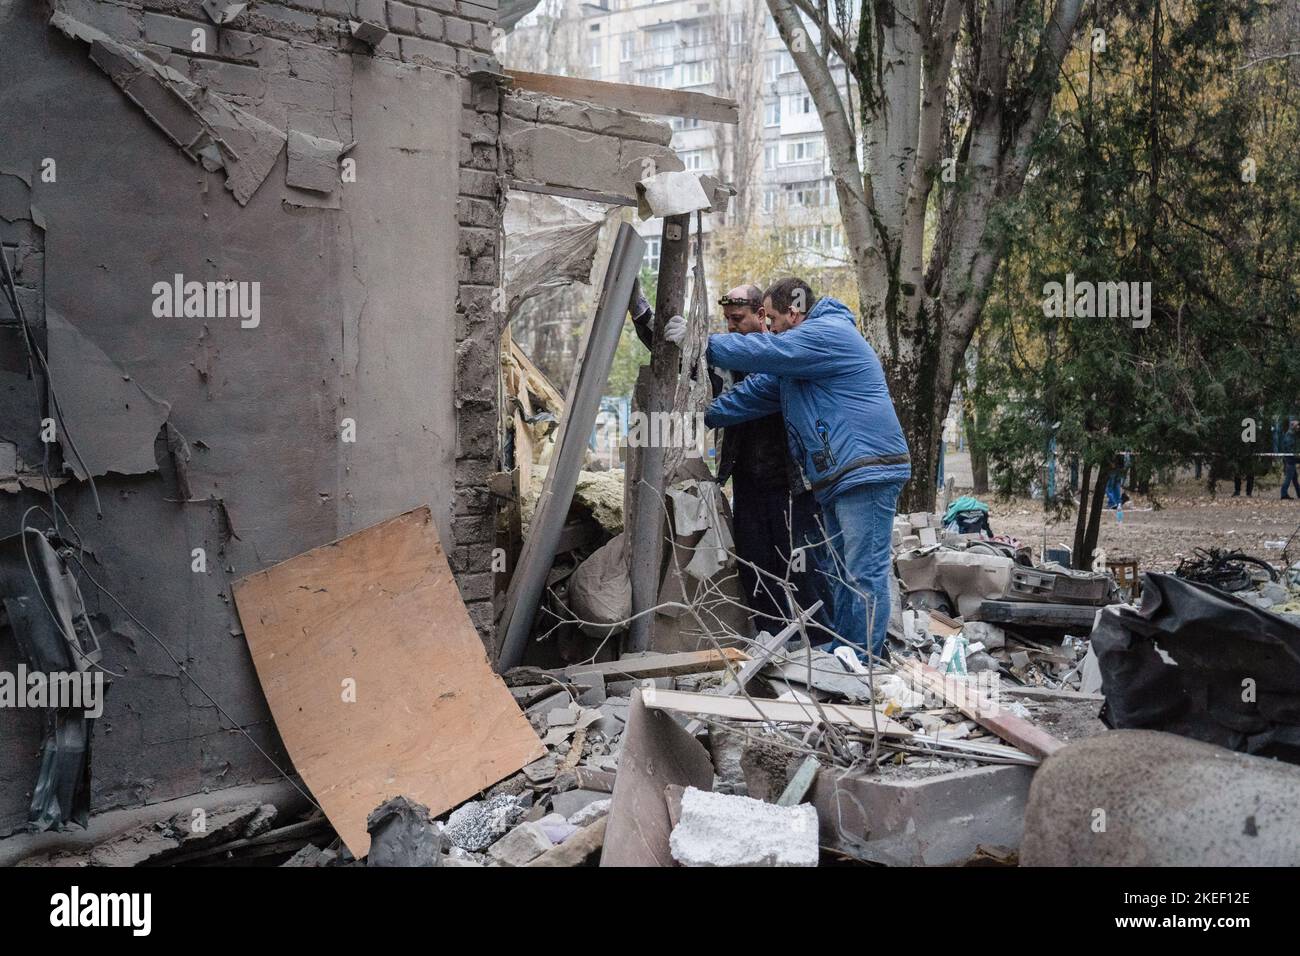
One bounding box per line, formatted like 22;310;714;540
233;507;546;857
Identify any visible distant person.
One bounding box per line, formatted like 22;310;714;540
704;277;910;659
713;285;831;635
1283;420;1300;500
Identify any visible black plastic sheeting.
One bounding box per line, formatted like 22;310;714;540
0;529;104;830
1093;571;1300;762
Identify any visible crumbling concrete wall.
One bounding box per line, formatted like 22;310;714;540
502;89;683;203
0;0;504;834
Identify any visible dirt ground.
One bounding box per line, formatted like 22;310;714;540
946;452;1300;572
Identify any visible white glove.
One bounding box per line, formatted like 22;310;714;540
662;314;687;344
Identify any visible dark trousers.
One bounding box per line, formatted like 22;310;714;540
1284;458;1300;499
732;483;832;637
1233;475;1254;496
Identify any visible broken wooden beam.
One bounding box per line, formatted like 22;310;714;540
561;647;748;681
505;69;739;125
641;686;914;737
897;659;1066;761
625;212;692;654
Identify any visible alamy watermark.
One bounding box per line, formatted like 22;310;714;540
625;411;708;457
1041;273;1152;328
0;666;104;718
151;273;260;328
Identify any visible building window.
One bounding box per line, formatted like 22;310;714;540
782;137;824;164
764;145;778;170
672;116;702;131
644;237;661;272
646;68;672;88
765;15;779;38
729;19;744;46
680;61;711;86
764;99;781;127
765;55;779;82
650;28;673;49
680;149;709;171
763;188;779;213
589;41;601;68
620;36;634;61
778;52;797;74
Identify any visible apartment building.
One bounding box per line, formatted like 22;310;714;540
497;0;852;271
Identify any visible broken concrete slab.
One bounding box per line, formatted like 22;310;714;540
600;689;714;867
526;816;606;867
1022;730;1300;866
550;789;608;820
567;798;610;827
669;787;817;867
809;764;1034;866
487;820;553;866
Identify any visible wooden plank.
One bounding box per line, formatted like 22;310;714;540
561;647;748;681
600;690;714;867
898;659;1065;761
641;686;914;737
509;178;638;209
684;602;822;734
233;507;546;857
506;68;739;125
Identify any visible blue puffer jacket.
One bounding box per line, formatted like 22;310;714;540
704;296;911;504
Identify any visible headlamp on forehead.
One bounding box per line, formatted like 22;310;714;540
718;295;760;308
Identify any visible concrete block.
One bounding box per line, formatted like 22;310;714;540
487;821;553;866
386;0;418;33
531;93;673;146
442;13;473;47
669;787;818;867
809;763;1034;866
550;788;608;820
566;797;611;827
400;35;456;67
1023;730;1300;866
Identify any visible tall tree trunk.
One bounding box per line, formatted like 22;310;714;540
766;0;1085;516
1072;462;1093;569
1082;463;1109;568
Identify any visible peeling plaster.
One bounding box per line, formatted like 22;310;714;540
50;5;286;206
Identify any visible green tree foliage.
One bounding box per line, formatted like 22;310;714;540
970;0;1300;561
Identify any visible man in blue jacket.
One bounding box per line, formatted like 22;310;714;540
704;278;910;659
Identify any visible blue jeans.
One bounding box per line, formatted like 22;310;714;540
819;479;905;658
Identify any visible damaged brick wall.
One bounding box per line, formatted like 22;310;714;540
0;0;506;834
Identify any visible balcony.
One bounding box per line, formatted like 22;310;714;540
634;46;675;71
